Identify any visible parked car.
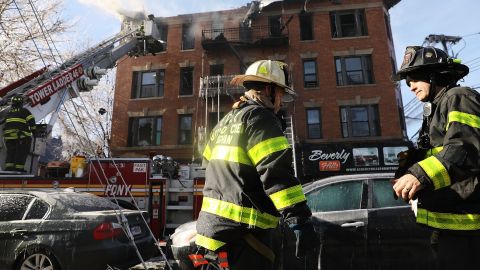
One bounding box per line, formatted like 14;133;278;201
0;189;156;270
278;173;435;270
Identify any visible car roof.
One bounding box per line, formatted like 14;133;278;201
303;172;394;194
0;188;79;197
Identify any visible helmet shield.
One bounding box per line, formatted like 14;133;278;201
392;46;469;83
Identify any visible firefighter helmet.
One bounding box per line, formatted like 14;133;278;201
392;46;469;83
11;94;24;106
231;60;296;102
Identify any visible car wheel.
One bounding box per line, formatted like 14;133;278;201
16;250;60;270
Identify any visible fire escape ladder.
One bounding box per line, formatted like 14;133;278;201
284;115;298;177
227;42;247;71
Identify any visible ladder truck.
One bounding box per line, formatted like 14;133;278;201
0;16;204;238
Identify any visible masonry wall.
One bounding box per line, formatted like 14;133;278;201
111;0;406;164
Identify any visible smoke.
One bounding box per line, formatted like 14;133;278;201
77;0;146;20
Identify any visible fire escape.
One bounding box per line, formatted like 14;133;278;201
197;19;295;171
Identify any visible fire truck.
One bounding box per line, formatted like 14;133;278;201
0;16;204;238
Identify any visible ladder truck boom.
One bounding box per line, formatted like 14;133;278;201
0;17;164;174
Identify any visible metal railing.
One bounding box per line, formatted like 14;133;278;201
201;25;288;45
199;75;246;97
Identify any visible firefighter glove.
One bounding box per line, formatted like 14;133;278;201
289;220;319;258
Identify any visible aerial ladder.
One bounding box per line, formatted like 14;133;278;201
0;17;164;174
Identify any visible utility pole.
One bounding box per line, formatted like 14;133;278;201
423;34;462;57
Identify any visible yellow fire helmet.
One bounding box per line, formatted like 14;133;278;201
231;60;296;102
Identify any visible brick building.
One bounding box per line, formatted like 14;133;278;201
111;0;409;182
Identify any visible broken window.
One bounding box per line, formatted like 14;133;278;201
330;9;367;38
299;12;313;40
182;23;195;50
179;67;194;96
269;15;282;37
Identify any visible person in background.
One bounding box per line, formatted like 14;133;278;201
392;46;480;270
193;60;318;269
3;94;36;172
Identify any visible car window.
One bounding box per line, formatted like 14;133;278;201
52;193;119;212
372;178;407;208
306;181;363;212
25;199;49;220
0;195;34;221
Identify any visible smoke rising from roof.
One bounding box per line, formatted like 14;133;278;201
77;0;146;20
77;0;252;20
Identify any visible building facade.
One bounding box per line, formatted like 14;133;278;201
111;0;408;182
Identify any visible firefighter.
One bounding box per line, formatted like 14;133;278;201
392;46;480;270
193;60;317;269
3;94;36;172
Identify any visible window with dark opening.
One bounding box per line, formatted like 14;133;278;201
330;9;367;38
131;70;165;98
179;67;194;96
182;23;195;50
299;13;313;40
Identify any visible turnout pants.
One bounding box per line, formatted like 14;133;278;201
431;230;480;270
196;232;274;270
5;137;31;171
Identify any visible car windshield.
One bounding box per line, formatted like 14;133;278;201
51;193;119;212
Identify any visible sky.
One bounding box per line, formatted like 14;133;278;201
62;0;480;138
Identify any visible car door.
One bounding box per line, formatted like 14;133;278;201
0;194;36;267
306;179;370;270
367;177;434;269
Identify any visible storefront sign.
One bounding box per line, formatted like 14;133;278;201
301;141;412;180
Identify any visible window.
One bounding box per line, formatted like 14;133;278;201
210;64;224;76
299;13;313;40
303;59;318;87
0;195;33;221
129;117;162;146
131;70;165;98
157;23;168;51
306;181;363;212
210;64;224;89
211;21;224;40
179;67;194;96
306;108;322;139
330;9;367;38
182;23;195;50
269;16;282;36
179;115;193;145
340;105;380;137
25;199;49;220
335;55;374;86
372;179;407;208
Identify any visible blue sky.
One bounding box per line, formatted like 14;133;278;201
63;0;480;137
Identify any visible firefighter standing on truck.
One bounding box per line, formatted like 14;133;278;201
392;46;480;270
193;60;318;270
3;94;36;172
